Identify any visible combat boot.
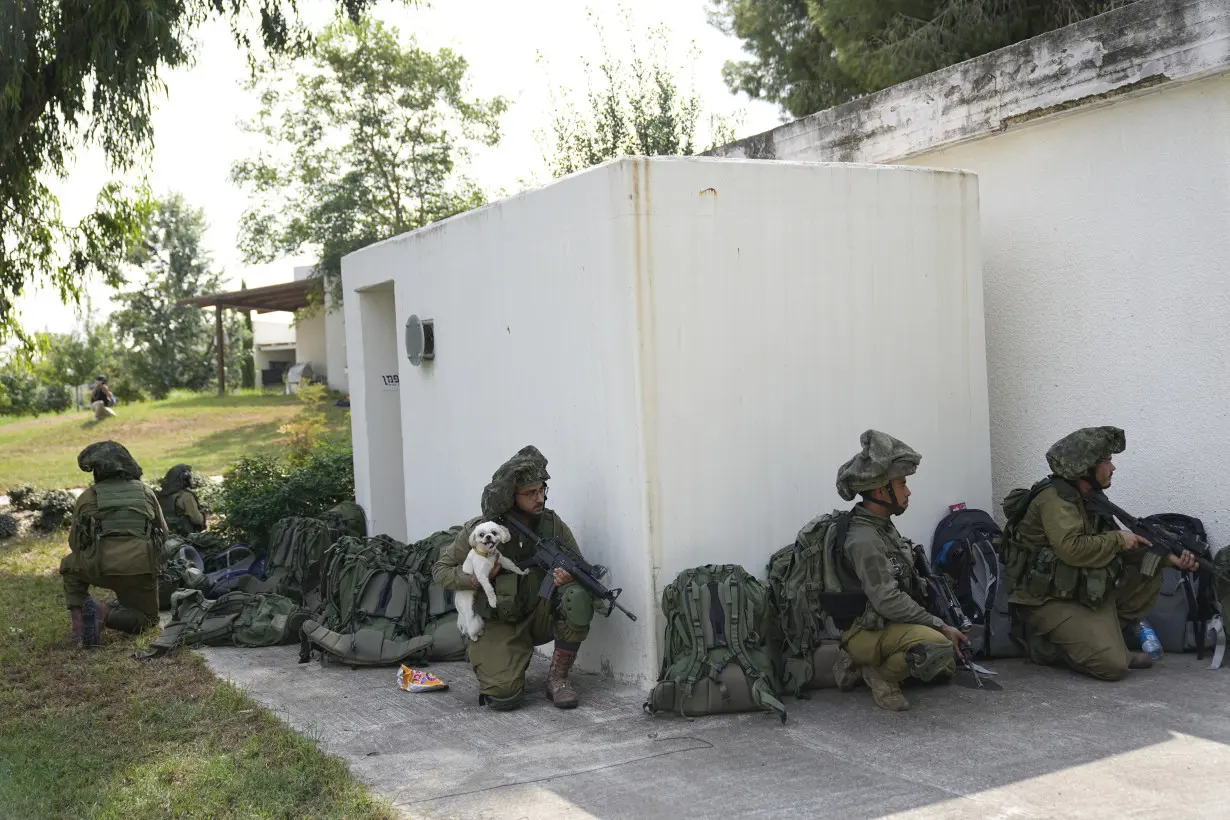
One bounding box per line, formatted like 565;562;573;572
81;599;108;648
862;665;909;712
833;648;862;691
69;607;85;647
545;646;580;709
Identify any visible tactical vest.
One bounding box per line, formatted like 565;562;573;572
158;490;201;537
94;479;155;545
1001;478;1122;609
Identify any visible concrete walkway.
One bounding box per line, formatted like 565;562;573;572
202;645;1230;819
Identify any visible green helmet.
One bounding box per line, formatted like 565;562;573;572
480;445;551;519
835;430;921;502
1045;427;1125;480
77;441;143;481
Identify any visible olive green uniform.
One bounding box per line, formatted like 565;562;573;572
1008;481;1162;680
61;479;168;633
433;510;596;700
159;489;205;537
841;507;956;684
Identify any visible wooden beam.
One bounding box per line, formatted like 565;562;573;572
215;304;226;396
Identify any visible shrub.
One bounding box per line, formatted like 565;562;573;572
40;385;72;414
33;489;75;532
0;513;17;539
6;485;37;510
214;444;355;552
279;382;329;466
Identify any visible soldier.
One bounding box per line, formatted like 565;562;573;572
830;430;965;711
157;463;207;537
433;446;601;711
61;441;168;647
1002;427;1199;680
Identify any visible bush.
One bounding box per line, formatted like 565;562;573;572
279;382;329;466
33;489;75;532
214;444;355;552
41;385;72;414
0;513;17;539
6;485;37;510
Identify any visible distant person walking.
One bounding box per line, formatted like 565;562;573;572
90;375;116;422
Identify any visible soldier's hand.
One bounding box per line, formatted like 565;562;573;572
553;568;573;586
489;560;502;581
1169;550;1200;572
1119;531;1151;552
939;624;969;654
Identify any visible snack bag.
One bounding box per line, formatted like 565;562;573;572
397;665;448;693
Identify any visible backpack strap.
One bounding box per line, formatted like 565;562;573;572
719;572;786;723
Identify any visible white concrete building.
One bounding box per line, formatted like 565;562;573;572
341;157;992;684
712;0;1230;545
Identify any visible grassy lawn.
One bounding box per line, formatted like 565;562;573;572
0;530;393;819
0;390;350;489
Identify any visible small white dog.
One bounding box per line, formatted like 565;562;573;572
455;521;527;641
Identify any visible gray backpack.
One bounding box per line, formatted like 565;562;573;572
645;564;787;722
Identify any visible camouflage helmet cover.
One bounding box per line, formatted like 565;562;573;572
1045;427;1125;480
77;440;143;481
835;430;921;501
480;445;551;519
159;463;194;497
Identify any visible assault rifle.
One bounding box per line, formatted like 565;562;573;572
911;544;1001;691
1079;488;1214;574
501;514;638;622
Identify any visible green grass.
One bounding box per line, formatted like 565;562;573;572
0;390;350;489
0;531;394;819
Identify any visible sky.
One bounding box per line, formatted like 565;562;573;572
18;0;784;335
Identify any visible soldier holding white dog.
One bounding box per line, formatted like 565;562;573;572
432;446;601;711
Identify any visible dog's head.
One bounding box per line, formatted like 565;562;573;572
469;521;511;555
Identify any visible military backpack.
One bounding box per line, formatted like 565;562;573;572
142;589;308;658
930;508;1020;659
239;516;335;605
645;564;787;722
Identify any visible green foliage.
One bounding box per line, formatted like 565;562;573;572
31;314;119;393
710;0;1134;118
0;513;16;539
233;17;506;307
214;445;355;551
5;485;36;509
543;8;737;178
32;488;74;532
1;1;393;344
279;382;329;466
111;193;251;399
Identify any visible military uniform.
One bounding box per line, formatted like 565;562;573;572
830;430;956;711
61;442;168;643
1004;427;1163;681
432;446;598;711
157;464;206;537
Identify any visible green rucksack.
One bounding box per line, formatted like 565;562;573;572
240;516;335;604
765;510;856;696
318;501;368;540
299;534;436;667
157;540;208;610
142;589;307;657
645;564;787;722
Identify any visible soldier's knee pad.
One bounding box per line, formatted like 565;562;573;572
480;688;526;711
557;583;595;630
104;603;153;634
905;642;955;682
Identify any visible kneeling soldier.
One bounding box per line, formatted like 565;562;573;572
433;446;601;711
831;430;966;711
61;441;168;647
1003;427;1198;680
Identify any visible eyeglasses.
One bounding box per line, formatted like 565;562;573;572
516;485;548;499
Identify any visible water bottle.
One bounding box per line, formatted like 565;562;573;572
1136;620;1164;661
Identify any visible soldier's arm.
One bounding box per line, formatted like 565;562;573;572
177;492;206;528
148;488;170;541
1038;495;1124;568
845;537;944;629
432;526;475;591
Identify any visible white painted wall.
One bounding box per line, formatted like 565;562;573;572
252;317;295;346
894;74;1230;544
295;264;348;391
342;157;991;685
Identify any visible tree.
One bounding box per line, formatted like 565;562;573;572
0;1;392;344
709;0;1134;119
542;10;738;179
111;193;250;399
232;17;506;305
240;280;256;390
32;314;119;403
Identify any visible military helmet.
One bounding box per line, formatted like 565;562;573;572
835;430;921;502
77;440;143;481
1045;426;1125;480
480;445;551;519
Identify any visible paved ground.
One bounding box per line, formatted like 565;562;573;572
203;645;1230;819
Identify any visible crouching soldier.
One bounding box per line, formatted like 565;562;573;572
830;430;966;711
157;463;206;537
1002;427;1198;680
433;446;602;711
61;441;168;647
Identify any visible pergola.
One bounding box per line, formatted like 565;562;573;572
177;280;312;395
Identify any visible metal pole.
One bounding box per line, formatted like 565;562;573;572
216;303;225;396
